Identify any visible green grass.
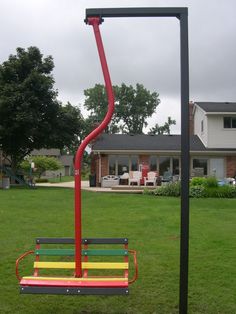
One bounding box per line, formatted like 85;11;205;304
47;175;74;183
0;188;236;313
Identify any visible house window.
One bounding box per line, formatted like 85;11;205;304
130;155;139;171
201;120;204;132
193;158;208;176
173;158;180;175
108;155;116;175
224;117;236;128
117;155;129;175
159;157;170;176
149;155;157;171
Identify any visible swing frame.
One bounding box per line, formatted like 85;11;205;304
16;7;189;311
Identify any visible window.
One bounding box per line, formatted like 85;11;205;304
108;155;116;175
159;157;170;176
149;155;157;171
173;158;180;175
201;120;204;132
193;158;208;175
108;155;139;175
130;155;139;171
117;155;129;175
224;117;236;128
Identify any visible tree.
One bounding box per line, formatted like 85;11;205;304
84;84;119;134
115;83;160;134
20;156;62;179
54;102;85;155
0;47;83;170
83;83;160;134
148;117;176;135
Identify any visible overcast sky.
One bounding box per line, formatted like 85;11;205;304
1;0;236;133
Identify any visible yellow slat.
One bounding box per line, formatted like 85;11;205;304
23;276;127;282
34;261;128;270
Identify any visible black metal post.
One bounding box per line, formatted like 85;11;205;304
85;7;190;313
179;11;190;314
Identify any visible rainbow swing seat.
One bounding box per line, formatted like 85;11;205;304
16;237;137;295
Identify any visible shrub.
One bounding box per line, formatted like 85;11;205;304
205;176;218;188
190;177;206;186
154;182;181;197
205;185;236;198
35;178;48;183
189;185;206;198
143;188;154;195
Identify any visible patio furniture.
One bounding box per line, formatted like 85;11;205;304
161;171;173;183
101;175;120;187
192;167;204;177
129;171;142;186
144;171;157;186
120;172;129;185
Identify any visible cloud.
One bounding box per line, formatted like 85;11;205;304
1;0;236;131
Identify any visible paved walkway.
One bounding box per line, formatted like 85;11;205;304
36;180;144;193
37;180;113;192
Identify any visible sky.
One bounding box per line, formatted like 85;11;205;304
1;0;236;133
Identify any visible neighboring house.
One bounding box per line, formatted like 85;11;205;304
31;149;74;177
91;102;236;186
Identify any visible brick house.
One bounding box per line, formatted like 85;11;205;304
91;102;236;186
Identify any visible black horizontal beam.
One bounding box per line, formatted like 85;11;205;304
85;7;187;21
20;286;129;295
36;238;128;244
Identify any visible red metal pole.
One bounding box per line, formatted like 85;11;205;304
74;17;115;277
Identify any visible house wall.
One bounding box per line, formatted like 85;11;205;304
226;156;236;178
95;154;108;186
93;153;236;186
189;101;194;135
194;105;208;146
207;115;236;148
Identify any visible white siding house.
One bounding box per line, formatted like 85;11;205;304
194;102;236;149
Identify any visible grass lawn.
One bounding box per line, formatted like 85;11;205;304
0;188;236;314
47;175;74;183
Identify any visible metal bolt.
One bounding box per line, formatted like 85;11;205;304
78;290;80;293
66;289;69;293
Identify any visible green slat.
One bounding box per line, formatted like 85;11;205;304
35;249;74;256
35;249;128;256
84;249;128;256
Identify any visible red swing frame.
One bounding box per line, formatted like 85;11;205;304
16;16;137;296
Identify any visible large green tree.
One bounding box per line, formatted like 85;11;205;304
0;47;83;169
84;84;119;134
148;117;176;135
116;83;160;134
54;102;85;155
83;83;160;134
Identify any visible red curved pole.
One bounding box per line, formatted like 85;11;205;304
74;17;115;277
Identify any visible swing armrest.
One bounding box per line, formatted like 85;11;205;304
16;250;34;282
128;250;138;284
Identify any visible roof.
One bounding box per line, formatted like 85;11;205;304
31;148;61;156
92;134;236;153
59;155;74;166
195;102;236;113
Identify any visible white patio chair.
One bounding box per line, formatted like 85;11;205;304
144;171;157;186
129;171;142;186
